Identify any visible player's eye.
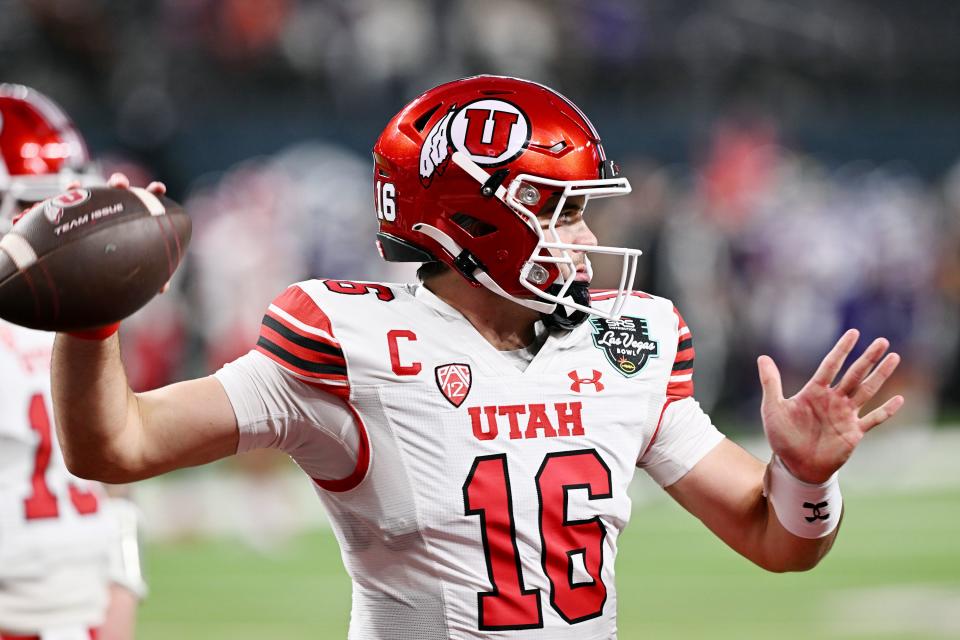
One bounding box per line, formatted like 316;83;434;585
538;208;582;229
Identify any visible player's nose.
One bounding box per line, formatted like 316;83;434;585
573;220;599;248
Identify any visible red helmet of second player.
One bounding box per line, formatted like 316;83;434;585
0;84;102;230
372;75;640;319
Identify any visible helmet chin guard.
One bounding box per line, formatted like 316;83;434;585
541;281;592;330
448;151;642;320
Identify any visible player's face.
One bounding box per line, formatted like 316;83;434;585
537;195;597;282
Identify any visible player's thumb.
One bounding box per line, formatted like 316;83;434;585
757;355;784;405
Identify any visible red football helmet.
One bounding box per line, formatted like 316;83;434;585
0;84;102;231
373;75;640;320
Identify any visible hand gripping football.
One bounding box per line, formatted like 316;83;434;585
0;187;191;331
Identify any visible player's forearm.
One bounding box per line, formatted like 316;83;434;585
754;497;838;572
754;454;844;572
51;333;144;482
721;460;839;572
686;482;836;573
667;440;839;573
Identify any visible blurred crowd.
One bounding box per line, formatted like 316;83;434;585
3;0;960;427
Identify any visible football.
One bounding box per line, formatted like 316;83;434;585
0;187;191;331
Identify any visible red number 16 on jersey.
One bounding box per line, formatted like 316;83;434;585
463;449;612;630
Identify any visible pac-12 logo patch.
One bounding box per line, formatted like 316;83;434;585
436;363;472;407
589;316;659;378
419;99;531;187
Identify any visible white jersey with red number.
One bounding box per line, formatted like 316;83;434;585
0;322;114;633
215;280;724;640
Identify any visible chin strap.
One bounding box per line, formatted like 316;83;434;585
413;222;557;314
474;270;555;314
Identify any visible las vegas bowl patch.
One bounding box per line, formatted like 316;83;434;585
589;316;659;377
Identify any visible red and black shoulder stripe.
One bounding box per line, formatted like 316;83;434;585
255;285;349;399
666;307;694;398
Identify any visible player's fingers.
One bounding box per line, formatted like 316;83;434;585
858;394;905;433
809;329;859;387
851;352;901;407
65;180;82;190
757;355;784;404
146;181;167;195
835;337;889;396
108;172;131;189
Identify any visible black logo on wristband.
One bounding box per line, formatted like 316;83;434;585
803;501;830;522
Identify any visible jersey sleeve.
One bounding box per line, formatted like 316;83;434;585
215;350;360;482
213;284;364;484
666;306;694;398
637;396;725;487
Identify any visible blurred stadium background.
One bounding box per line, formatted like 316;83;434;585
2;0;959;637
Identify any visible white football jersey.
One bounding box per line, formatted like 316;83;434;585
0;322;113;633
215;280;724;640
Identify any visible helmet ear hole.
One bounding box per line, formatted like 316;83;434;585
451;212;497;238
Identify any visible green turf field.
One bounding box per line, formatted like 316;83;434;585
138;490;960;639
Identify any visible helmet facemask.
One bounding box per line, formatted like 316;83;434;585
448;151;641;320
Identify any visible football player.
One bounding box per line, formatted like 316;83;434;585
0;84;145;640
51;76;902;639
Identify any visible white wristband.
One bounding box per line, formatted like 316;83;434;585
763;455;842;539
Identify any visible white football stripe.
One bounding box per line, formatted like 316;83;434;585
130;187;166;216
0;233;38;269
267;304;338;343
669;373;693;382
679;326;691;337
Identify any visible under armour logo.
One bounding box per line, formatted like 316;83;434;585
803;501;830;522
568;369;604;393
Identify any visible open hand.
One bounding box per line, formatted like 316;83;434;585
757;329;904;483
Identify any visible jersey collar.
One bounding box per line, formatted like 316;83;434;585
413;282;466;319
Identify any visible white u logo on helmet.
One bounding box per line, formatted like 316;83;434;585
449;99;530;166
